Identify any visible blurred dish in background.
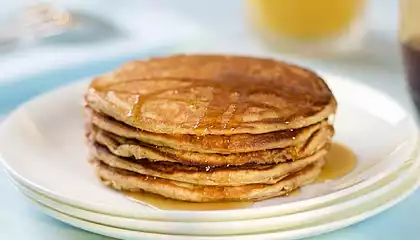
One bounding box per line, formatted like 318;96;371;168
246;0;366;57
0;2;123;52
0;2;74;49
21;3;74;39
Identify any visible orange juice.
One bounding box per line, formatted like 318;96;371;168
248;0;365;40
400;0;420;113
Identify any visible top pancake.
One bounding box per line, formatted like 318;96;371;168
86;54;336;135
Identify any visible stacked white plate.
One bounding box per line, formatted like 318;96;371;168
1;73;420;240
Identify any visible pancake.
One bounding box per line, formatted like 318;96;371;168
84;54;337;203
85;54;336;135
89;125;333;166
94;159;325;202
90;142;329;186
86;108;330;154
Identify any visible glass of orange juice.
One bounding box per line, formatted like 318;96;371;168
246;0;366;56
400;0;420;113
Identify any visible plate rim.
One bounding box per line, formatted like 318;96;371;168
8;153;420;236
16;153;420;240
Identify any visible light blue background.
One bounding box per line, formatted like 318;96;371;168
1;49;420;240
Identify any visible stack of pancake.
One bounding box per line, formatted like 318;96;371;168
84;55;336;202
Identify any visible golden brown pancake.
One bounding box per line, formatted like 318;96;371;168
86;108;331;154
89;125;333;166
94;159;324;202
90;142;328;186
84;54;337;203
85;54;336;135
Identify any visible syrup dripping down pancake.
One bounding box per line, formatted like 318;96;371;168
86;108;331;154
88;124;333;167
85;54;336;135
94;159;325;202
84;54;337;203
90;142;329;186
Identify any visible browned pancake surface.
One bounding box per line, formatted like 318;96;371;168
89;124;333;166
85;54;336;135
86;108;330;154
90;142;328;186
94;159;324;202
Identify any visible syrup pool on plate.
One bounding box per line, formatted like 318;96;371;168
124;191;253;211
123;142;357;210
316;142;357;182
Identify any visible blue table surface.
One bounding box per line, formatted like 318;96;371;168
1;49;420;240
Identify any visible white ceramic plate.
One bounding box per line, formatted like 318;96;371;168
8;153;419;236
15;155;420;240
0;73;418;221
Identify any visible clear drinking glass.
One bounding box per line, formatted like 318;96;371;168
246;0;366;56
400;0;420;112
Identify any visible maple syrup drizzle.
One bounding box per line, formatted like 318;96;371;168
91;73;331;132
121;143;356;210
316;142;357;182
124;191;253;211
91;60;348;210
286;188;301;196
